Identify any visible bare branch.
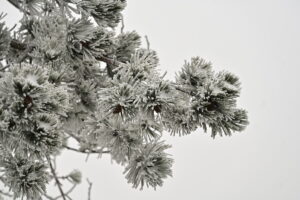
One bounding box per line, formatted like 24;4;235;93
86;179;92;200
6;0;30;15
96;56;121;67
145;35;150;50
0;65;10;72
46;156;67;200
63;145;110;154
96;56;121;78
43;183;77;200
120;15;125;34
0;189;13;197
174;86;191;95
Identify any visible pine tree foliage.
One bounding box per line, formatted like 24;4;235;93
0;0;248;199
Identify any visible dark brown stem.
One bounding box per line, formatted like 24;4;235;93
46;156;67;200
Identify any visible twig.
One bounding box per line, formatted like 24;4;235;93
0;189;13;197
0;65;10;72
86;179;92;200
174;86;190;94
64;184;77;198
43;193;55;200
43;182;77;200
96;56;121;78
63;145;110;154
145;35;150;50
120;15;125;34
97;56;121;67
9;23;17;32
46;156;67;200
6;0;30;15
6;0;22;10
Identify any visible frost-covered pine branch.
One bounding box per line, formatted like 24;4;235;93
0;0;249;199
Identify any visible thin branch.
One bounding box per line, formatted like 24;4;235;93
174;86;191;95
43;183;77;200
6;0;30;15
96;56;121;78
120;15;125;34
86;179;92;200
0;189;13;197
6;0;22;10
63;184;76;199
43;193;55;200
0;64;10;72
46;156;67;200
64;131;82;143
145;35;150;50
8;23;17;32
63;145;110;154
97;56;121;67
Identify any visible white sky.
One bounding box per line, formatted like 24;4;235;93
1;0;300;199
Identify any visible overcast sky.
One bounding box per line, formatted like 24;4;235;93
1;0;300;200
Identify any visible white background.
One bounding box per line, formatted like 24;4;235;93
1;0;300;199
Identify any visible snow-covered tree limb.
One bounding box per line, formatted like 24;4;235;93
0;0;249;199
